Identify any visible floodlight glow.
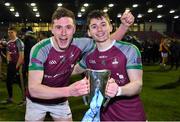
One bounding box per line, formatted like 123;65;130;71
132;4;138;8
57;3;62;6
157;5;163;8
5;2;10;6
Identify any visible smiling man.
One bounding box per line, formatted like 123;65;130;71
73;10;146;121
25;7;134;121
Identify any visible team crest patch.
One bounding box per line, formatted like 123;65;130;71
112;58;119;64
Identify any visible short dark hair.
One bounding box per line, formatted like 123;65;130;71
51;7;75;24
8;26;17;32
87;10;110;28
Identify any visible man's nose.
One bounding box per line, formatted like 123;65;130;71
61;28;66;35
97;26;103;31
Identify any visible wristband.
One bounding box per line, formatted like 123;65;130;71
116;87;122;96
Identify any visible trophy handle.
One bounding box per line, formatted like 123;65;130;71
103;96;111;107
82;96;88;105
103;75;112;107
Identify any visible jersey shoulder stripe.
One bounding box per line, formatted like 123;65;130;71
31;38;51;58
115;41;142;69
116;41;141;57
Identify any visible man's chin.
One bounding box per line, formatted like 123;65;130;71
59;45;69;51
96;40;106;43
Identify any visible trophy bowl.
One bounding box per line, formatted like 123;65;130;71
86;69;111;103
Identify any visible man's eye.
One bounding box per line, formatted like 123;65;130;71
66;25;73;29
91;25;97;29
101;23;106;27
55;26;61;29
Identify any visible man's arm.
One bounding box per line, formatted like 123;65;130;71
16;51;24;69
110;10;134;40
120;69;142;96
6;51;11;63
28;70;89;99
72;64;86;75
106;69;143;97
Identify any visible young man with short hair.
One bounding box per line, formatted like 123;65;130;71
5;27;25;104
73;10;146;121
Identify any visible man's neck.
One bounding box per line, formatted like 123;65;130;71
10;37;17;42
96;39;115;52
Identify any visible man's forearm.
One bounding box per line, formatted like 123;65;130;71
119;81;142;96
110;23;129;41
29;85;70;99
16;53;24;69
72;64;86;76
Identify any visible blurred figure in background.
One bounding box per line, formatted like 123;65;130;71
159;37;170;68
38;31;49;42
2;27;25;104
169;39;180;70
23;31;37;84
0;38;7;79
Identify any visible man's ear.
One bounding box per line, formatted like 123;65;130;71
109;24;113;33
51;24;55;35
73;25;76;34
51;28;55;35
87;29;92;37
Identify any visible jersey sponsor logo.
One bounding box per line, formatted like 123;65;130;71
99;55;108;58
44;69;72;78
49;60;57;64
89;60;96;64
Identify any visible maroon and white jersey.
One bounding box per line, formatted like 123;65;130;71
79;40;146;121
7;38;24;63
27;37;94;104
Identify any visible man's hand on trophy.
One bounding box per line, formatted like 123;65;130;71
105;78;119;98
69;77;90;97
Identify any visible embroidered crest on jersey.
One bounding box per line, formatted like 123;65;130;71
112;58;119;65
101;60;106;65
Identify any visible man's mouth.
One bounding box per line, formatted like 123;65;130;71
58;38;68;44
96;33;105;38
96;32;105;37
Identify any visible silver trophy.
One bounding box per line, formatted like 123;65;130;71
84;69;111;107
